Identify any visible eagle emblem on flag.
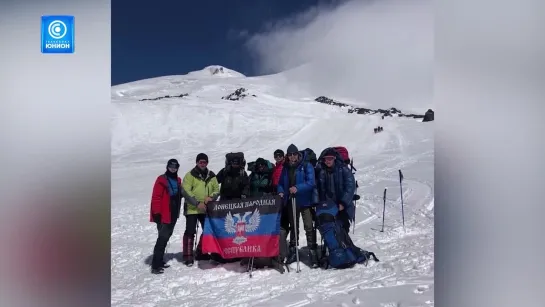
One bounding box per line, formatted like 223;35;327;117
224;208;261;245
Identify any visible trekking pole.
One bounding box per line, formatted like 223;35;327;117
398;170;405;231
351;158;356;235
248;257;255;278
353;185;357;235
381;188;387;232
291;195;301;273
195;220;199;252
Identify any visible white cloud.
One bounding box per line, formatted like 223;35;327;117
244;0;433;112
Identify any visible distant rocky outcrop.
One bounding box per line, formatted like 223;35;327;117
139;93;188;102
315;96;350;108
210;66;225;75
422;109;434;122
314;96;429;120
222;88;256;101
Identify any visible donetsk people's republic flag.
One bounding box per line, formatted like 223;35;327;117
201;195;282;259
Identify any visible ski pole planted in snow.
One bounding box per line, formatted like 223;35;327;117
381;187;387;232
352;158;357;235
248;257;255;278
398;170;405;231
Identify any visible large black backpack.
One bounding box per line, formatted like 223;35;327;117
225;152;246;168
300;148;317;167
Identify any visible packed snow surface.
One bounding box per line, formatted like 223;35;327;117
111;66;434;307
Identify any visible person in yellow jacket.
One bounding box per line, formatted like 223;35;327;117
181;153;220;266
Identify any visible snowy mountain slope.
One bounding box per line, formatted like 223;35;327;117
111;66;434;307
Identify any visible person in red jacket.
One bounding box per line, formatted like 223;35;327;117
271;149;284;192
149;159;183;274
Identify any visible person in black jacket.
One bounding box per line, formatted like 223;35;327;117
216;154;250;200
212;153;249;263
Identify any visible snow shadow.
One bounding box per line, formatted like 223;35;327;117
296;245;328;266
140;248;326;270
142;252;182;266
196;260;250;273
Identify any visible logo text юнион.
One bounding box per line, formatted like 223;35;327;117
41;15;75;54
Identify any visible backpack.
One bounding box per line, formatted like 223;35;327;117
225;152;246;168
298;148;317;183
297;148;319;205
330;146;358;188
315;200;379;269
302;148;317;164
333;146;350;163
333;146;357;173
220;152;249;199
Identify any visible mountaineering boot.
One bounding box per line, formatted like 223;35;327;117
151;267;164;274
271;256;286;274
279;228;289;264
285;245;297;264
194;234;211;261
195;250;210;261
308;247;319;268
182;234;195;263
195;247;211;261
183;260;194;267
160;262;170;269
240;258;250;266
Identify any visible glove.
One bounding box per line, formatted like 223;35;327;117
353;194;361;201
152;214;161;223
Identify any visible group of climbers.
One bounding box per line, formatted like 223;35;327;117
148;145;360;274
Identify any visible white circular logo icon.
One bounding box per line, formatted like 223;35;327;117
48;20;67;40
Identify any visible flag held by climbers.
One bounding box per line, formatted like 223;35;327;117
201;195;282;259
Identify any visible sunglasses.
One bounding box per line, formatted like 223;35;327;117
274;154;284;158
167;166;179;171
323;156;336;161
197;160;208;165
287;153;298;157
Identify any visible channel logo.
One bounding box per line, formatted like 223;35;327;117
41;15;75;54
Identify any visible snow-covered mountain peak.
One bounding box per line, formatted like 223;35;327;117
187;65;246;78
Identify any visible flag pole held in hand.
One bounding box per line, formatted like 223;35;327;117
398;170;405;231
381;188;387;232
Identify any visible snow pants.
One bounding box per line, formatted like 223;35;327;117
280;203;317;249
152;218;178;269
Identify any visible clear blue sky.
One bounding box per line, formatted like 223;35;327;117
112;0;340;85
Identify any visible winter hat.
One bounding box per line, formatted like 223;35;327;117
196;153;208;163
322;148;337;159
286;144;299;155
273;149;284;157
255;158;266;166
167;158;180;169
